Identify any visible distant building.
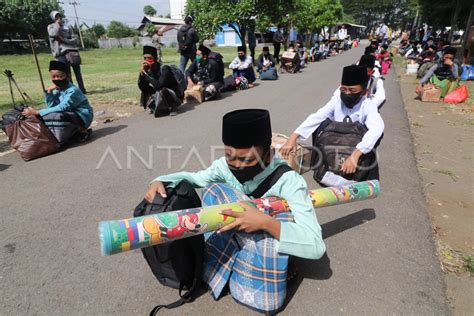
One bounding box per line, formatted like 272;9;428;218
138;15;184;46
215;23;242;47
170;0;187;20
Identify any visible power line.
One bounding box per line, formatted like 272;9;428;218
64;15;139;25
69;1;85;48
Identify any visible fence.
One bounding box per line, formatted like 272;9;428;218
98;30;179;49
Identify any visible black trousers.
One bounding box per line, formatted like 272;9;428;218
273;42;281;63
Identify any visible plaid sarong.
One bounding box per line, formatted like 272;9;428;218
201;183;294;313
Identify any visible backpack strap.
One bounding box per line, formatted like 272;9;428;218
149;280;198;315
250;164;293;198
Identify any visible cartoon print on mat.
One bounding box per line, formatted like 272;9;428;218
142;217;163;245
159;213;208;239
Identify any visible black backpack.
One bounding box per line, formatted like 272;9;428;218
133;180;203;315
208;52;225;79
178;26;196;53
311;117;371;182
166;65;186;96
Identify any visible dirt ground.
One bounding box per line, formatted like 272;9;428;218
393;60;474;315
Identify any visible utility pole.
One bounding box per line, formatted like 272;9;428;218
69;1;85;48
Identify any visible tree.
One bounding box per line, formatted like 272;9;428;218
418;0;472;40
143;5;157;16
146;22;157;35
291;0;342;45
185;0;259;44
90;23;107;38
341;0;417;31
107;21;138;38
0;0;63;40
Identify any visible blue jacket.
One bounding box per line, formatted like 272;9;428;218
39;83;93;127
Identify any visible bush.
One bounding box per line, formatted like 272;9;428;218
132;36;139;48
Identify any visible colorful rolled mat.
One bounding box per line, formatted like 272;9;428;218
99;180;379;256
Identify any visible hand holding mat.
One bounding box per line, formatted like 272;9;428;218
99;180;380;256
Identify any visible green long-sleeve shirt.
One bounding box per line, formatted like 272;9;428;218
154;157;326;260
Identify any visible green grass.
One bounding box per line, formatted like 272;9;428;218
463;254;474;276
0;47;238;114
433;168;458;181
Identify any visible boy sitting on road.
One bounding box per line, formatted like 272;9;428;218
145;109;325;313
281;65;385;182
229;46;256;88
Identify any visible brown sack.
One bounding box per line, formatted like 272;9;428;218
4;115;60;161
271;133;312;174
421;84;441;102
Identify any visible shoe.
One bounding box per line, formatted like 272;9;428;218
77;128;92;142
169;109;178;116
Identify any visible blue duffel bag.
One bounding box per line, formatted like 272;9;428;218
259;67;278;80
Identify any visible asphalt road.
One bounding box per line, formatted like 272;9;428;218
0;43;450;315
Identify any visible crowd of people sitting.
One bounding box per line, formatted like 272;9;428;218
143;38;387;313
2;12;392;314
395;32;462;99
138;25;359;118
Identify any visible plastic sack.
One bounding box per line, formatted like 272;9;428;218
4;115;60;161
444;85;469;104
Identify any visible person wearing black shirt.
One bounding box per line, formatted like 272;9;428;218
257;46;278;80
272;25;284;63
178;16;199;73
138;45;183;116
185;44;224;102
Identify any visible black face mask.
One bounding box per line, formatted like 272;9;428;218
238;55;246;61
228;150;269;184
53;79;69;88
228;163;266;183
340;91;363;108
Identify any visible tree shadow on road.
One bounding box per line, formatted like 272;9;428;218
281;208;376;312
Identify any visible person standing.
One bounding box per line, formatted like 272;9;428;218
248;31;257;64
151;28;164;62
47;11;86;94
177;15;199;73
272;25;284;64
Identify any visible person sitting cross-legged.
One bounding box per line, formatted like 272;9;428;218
415;46;459;97
281;65;385;184
22;60;93;145
257;46;278;80
185;44;225;102
144;109;326;314
229;46;256;89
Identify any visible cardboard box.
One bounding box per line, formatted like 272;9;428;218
421;84;441;102
271;133;312;174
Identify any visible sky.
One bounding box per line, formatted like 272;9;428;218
61;0;171;27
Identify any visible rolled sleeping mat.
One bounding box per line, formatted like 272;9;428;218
99;180;380;256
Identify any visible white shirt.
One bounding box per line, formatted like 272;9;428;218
229;56;253;70
296;81;385;154
338;28;347;40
